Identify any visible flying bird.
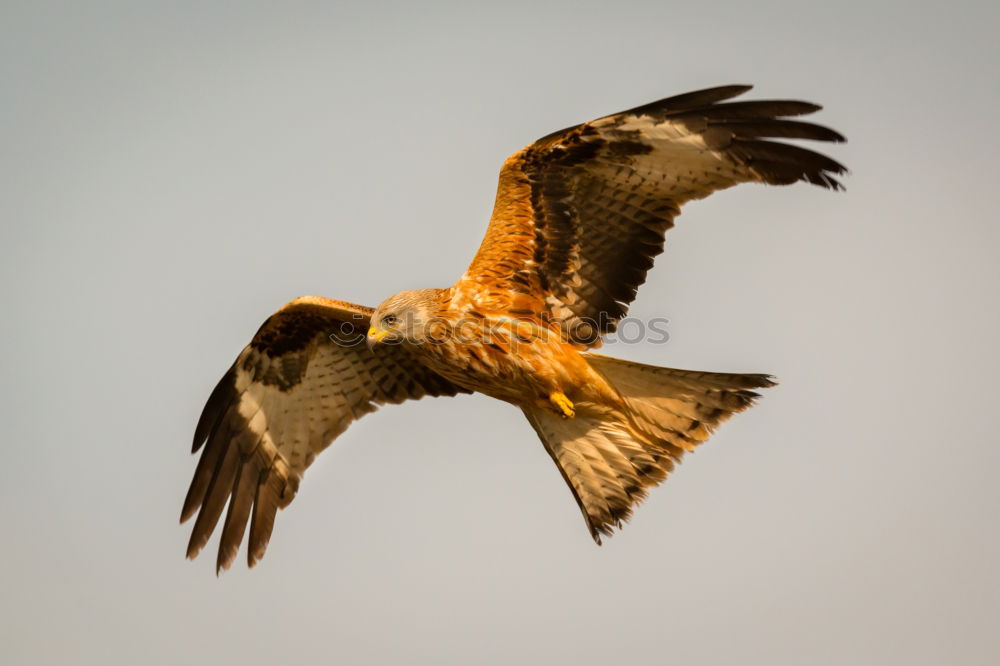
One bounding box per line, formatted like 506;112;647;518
182;84;846;571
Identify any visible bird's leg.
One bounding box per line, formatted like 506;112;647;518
549;392;575;419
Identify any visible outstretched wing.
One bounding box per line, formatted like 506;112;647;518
181;296;469;571
462;84;846;346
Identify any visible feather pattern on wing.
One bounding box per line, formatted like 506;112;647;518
461;84;846;346
181;296;470;572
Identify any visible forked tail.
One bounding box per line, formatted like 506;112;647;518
523;354;775;542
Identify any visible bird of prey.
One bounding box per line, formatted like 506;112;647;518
182;84;846;572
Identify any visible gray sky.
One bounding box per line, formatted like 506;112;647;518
2;1;998;664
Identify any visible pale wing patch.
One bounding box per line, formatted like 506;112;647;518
590;116;749;202
183;297;468;571
462;85;845;347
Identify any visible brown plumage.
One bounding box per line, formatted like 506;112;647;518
183;297;469;572
182;85;845;569
461;83;844;344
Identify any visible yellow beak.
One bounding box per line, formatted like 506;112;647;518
367;327;390;348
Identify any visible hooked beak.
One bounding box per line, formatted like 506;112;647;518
366;326;389;351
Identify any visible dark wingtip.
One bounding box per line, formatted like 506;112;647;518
666;83;754;103
247;471;282;568
728;136;848;192
751;374;779;389
193;366;237;453
716;119;846;144
697;99;824;119
185;537;203;561
619;84;755;119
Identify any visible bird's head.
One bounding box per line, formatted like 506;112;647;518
367;289;442;349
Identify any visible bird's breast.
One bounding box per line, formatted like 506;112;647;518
410;313;586;405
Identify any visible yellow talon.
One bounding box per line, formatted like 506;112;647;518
550;392;575;419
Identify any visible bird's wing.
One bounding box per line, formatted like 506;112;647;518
181;296;470;571
461;84;846;346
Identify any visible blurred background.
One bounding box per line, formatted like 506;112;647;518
2;1;998;664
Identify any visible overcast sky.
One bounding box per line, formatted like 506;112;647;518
2;1;998;664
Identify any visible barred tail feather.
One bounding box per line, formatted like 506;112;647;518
524;355;774;542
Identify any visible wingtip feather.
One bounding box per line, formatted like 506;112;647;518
618;84;755;120
193;366;237;453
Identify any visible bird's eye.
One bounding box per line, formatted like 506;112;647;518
382;314;397;327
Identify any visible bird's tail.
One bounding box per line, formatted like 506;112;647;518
522;354;775;543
